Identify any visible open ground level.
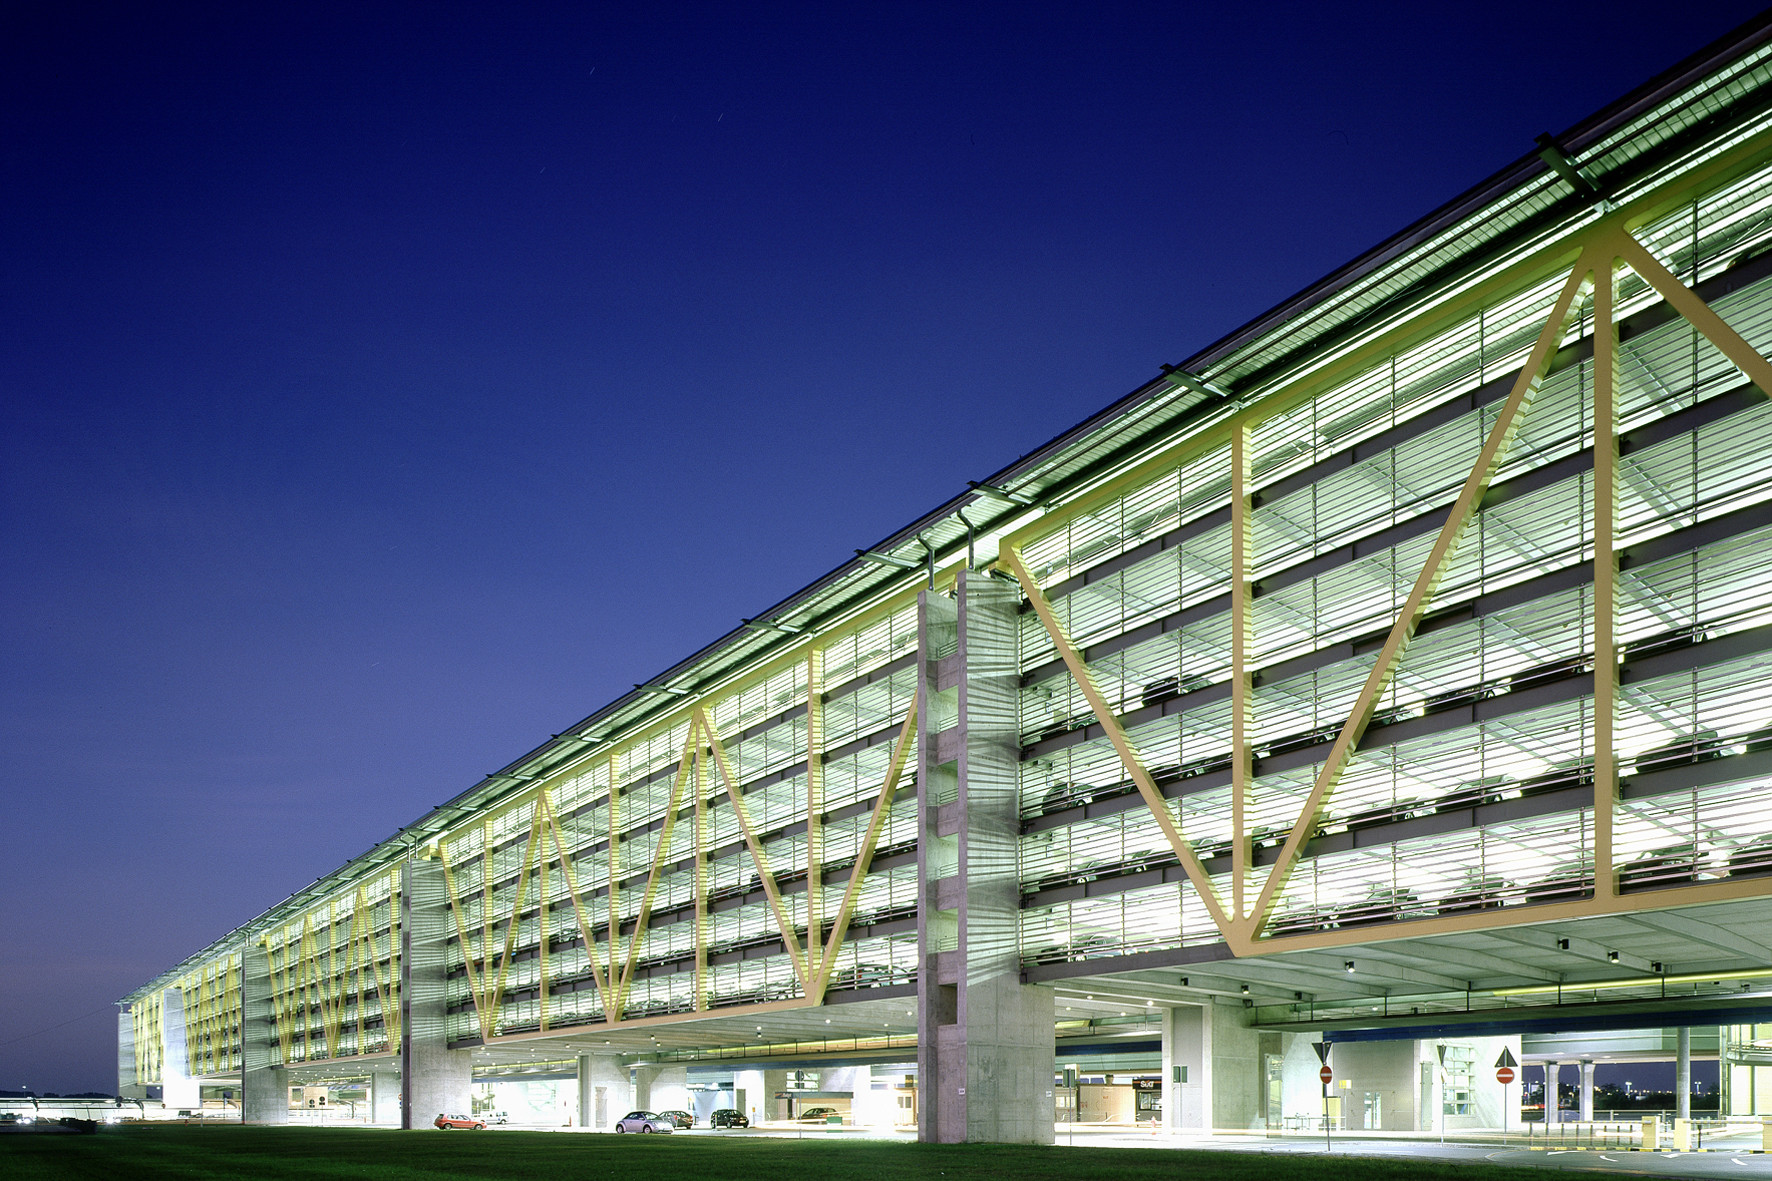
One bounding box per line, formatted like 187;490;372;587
5;1124;1760;1181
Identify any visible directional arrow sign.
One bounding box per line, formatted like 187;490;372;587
1495;1047;1518;1069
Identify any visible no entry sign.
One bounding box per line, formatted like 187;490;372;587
1496;1065;1516;1085
1319;1065;1333;1085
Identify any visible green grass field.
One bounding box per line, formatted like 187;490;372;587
0;1125;1571;1181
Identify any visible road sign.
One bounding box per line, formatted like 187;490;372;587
1496;1066;1516;1085
1495;1047;1518;1069
1313;1042;1331;1064
1319;1065;1334;1085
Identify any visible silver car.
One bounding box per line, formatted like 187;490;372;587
613;1109;675;1133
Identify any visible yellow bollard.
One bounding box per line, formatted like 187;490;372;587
1641;1117;1660;1151
1672;1118;1690;1151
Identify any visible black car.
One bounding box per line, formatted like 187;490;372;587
709;1108;749;1129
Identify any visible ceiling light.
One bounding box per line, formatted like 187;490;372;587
1345;961;1355;973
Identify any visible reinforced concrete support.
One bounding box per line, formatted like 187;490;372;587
1580;1060;1596;1121
401;855;471;1128
734;1068;786;1122
371;1070;400;1125
1544;1060;1559;1122
241;930;287;1123
578;1054;628;1130
1208;997;1260;1130
1159;1004;1207;1129
917;572;1056;1144
1678;1027;1693;1120
632;1064;687;1113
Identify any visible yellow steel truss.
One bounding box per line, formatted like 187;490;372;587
429;674;920;1040
260;868;400;1063
1002;211;1772;957
176;956;240;1077
131;991;164;1086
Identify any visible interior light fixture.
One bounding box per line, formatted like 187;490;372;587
1345;961;1356;973
1607;951;1620;962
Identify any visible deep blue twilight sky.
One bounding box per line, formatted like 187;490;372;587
3;2;1765;1096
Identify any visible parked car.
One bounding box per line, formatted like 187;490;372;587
710;1108;750;1129
433;1113;485;1130
613;1110;675;1133
797;1106;840;1123
657;1109;693;1129
485;1111;509;1125
1618;843;1704;891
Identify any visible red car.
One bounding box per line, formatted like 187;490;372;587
434;1113;486;1130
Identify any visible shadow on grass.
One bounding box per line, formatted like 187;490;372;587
0;1125;1562;1181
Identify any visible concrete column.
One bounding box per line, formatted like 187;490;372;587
159;987;201;1110
733;1068;786;1122
1160;1005;1207;1129
632;1064;686;1112
401;855;472;1128
916;573;1056;1144
1542;1060;1558;1123
1678;1027;1692;1120
1579;1060;1595;1120
240;929;288;1124
578;1055;628;1129
371;1071;401;1125
1208;997;1260;1130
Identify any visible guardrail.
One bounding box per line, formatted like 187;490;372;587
1521;1119;1643;1149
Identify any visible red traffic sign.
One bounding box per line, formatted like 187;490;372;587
1496;1066;1516;1085
1319;1066;1334;1085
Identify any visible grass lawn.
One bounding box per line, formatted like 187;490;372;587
0;1125;1573;1181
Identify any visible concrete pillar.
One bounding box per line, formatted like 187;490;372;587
241;929;288;1124
632;1064;686;1112
1579;1060;1595;1121
159;987;201;1110
1208;997;1260;1130
733;1068;786;1123
578;1055;628;1129
822;1065;868;1123
371;1071;401;1125
916;573;1056;1144
1160;1005;1207;1129
1543;1060;1558;1123
1677;1027;1692;1120
401;855;472;1128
